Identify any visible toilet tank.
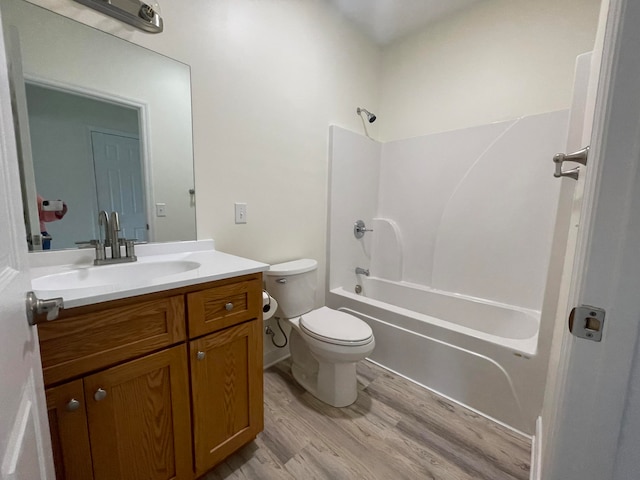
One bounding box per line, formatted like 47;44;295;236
265;259;317;319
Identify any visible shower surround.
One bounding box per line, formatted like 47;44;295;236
326;111;568;433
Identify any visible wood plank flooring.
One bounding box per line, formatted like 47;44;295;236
203;360;531;480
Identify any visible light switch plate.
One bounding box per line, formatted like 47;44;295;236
155;203;166;217
235;202;247;224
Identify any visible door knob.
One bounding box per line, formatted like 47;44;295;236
66;398;81;412
26;291;64;325
94;388;107;401
196;351;206;360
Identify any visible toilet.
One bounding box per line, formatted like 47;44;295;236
265;259;375;407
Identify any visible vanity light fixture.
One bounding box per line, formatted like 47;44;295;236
73;0;164;33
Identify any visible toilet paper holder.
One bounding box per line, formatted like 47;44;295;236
262;290;278;320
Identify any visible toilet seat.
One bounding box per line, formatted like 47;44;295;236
300;307;373;346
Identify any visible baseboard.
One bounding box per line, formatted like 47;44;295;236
530;416;542;480
263;351;290;369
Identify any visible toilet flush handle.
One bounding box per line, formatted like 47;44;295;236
276;278;287;284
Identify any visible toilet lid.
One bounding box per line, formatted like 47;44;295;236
300;307;373;346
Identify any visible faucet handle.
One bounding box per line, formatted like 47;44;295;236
75;239;99;248
94;241;106;262
124;239;137;260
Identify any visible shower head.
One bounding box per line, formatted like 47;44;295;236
357;107;376;123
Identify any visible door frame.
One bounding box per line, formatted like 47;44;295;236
541;0;640;477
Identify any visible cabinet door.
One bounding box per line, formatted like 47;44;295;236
83;345;192;480
190;319;263;475
46;381;93;480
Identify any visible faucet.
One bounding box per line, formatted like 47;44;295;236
110;211;122;259
355;267;370;276
81;210;137;265
98;210;110;245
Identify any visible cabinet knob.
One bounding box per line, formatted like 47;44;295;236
94;388;107;401
196;351;206;360
66;398;81;412
225;302;234;311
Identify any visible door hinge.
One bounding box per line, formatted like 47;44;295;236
569;305;605;342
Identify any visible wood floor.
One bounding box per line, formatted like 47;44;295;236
203;359;531;480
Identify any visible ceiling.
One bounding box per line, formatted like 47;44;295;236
329;0;484;45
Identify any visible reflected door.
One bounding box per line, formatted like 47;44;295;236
91;131;148;242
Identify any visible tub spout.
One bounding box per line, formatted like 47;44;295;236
355;267;370;276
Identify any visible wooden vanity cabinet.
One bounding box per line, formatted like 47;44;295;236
189;318;263;475
187;276;263;476
38;273;264;480
45;345;192;480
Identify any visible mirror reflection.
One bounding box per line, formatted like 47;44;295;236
1;0;196;251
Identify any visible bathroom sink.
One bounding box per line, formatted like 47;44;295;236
32;260;201;293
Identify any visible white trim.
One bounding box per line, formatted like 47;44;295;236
263;352;291;370
87;126;139;140
545;0;640;477
530;416;542;480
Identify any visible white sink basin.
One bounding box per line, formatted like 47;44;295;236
32;260;201;293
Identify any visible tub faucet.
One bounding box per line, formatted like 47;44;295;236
355;267;370;276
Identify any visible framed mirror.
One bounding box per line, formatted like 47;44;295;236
1;0;196;251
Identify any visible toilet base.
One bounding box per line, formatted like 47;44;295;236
289;328;363;407
291;361;358;408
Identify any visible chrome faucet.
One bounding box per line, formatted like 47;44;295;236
98;210;110;245
110;211;122;259
80;210;137;265
355;267;370;276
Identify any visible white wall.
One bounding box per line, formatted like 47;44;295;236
378;0;601;141
18;0;381;307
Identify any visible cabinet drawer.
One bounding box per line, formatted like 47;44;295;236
187;274;261;338
39;296;186;386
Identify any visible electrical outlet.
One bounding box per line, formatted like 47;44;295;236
156;203;167;217
235;202;247;224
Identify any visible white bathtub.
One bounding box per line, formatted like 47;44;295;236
327;277;541;434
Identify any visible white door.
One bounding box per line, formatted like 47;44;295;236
542;0;640;478
0;10;54;480
91;130;148;242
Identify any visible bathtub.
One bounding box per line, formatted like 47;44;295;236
327;277;542;434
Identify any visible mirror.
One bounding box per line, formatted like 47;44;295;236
1;0;196;251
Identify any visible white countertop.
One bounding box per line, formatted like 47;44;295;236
29;240;269;309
